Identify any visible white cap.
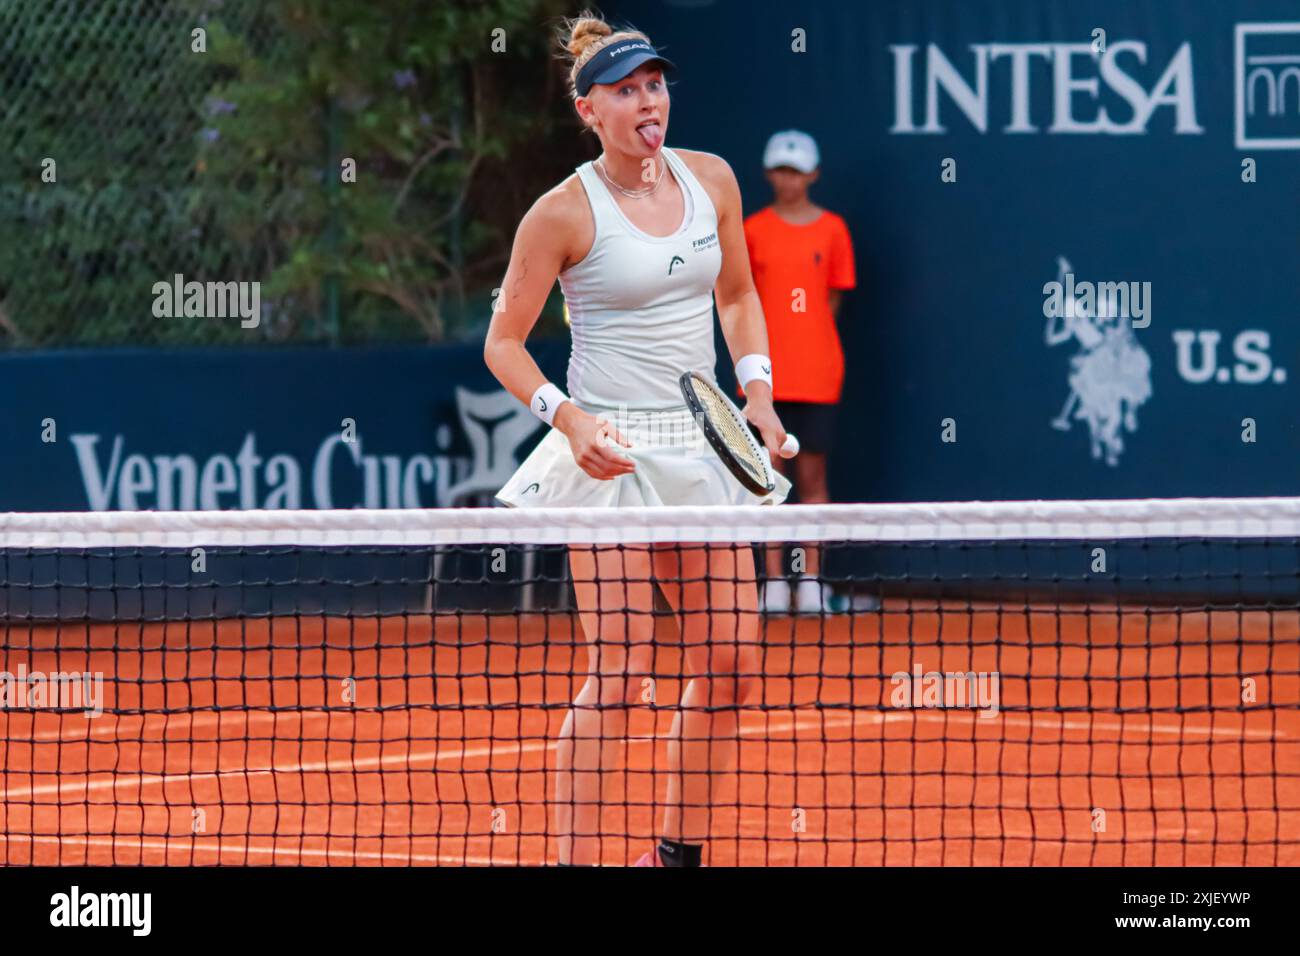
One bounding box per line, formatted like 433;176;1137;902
763;130;820;173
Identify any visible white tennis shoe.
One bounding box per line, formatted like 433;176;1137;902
761;578;791;614
795;576;831;615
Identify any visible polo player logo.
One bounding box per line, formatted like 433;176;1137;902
1044;256;1152;466
668;255;684;275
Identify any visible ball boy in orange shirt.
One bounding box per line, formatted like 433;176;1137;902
744;130;857;614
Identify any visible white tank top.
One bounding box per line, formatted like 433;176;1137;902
558;147;723;409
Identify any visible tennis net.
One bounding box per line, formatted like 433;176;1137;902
1;499;1298;866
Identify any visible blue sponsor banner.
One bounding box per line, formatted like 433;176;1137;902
0;343;566;512
0;343;1291;618
0;344;572;619
615;0;1300;502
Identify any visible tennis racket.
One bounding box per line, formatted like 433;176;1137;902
679;370;799;496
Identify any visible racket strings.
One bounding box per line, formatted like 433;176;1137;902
695;381;769;486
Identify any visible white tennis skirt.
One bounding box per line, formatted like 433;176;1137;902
496;404;791;508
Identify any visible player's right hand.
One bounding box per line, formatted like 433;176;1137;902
555;405;635;480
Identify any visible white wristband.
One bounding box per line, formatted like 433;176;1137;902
529;382;570;426
735;354;773;393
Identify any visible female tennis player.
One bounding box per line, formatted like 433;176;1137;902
484;11;794;867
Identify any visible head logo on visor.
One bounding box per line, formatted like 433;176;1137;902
576;39;676;97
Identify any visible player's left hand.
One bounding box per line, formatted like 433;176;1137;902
743;396;791;460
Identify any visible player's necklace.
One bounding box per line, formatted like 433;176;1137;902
595;156;664;199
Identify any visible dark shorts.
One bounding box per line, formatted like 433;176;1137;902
773;401;837;456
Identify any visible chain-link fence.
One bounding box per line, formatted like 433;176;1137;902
0;0;582;349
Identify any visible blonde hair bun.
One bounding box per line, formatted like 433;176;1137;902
558;10;653;99
566;14;613;58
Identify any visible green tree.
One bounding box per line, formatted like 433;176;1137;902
0;0;586;347
0;0;247;345
194;0;577;343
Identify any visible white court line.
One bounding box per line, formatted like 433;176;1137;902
0;833;501;866
7;696;1285;745
2;823;1229;867
730;819;1223;840
1;705;1281;803
3;712;826;801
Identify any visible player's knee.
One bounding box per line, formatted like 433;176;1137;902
581;672;636;709
736;673;759;706
698;648;758;702
736;646;760;703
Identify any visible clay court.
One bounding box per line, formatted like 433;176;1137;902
3;601;1296;866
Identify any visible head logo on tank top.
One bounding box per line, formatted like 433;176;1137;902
523;482;540;494
668;255;685;275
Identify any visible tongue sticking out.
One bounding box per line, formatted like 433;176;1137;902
636;122;663;150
